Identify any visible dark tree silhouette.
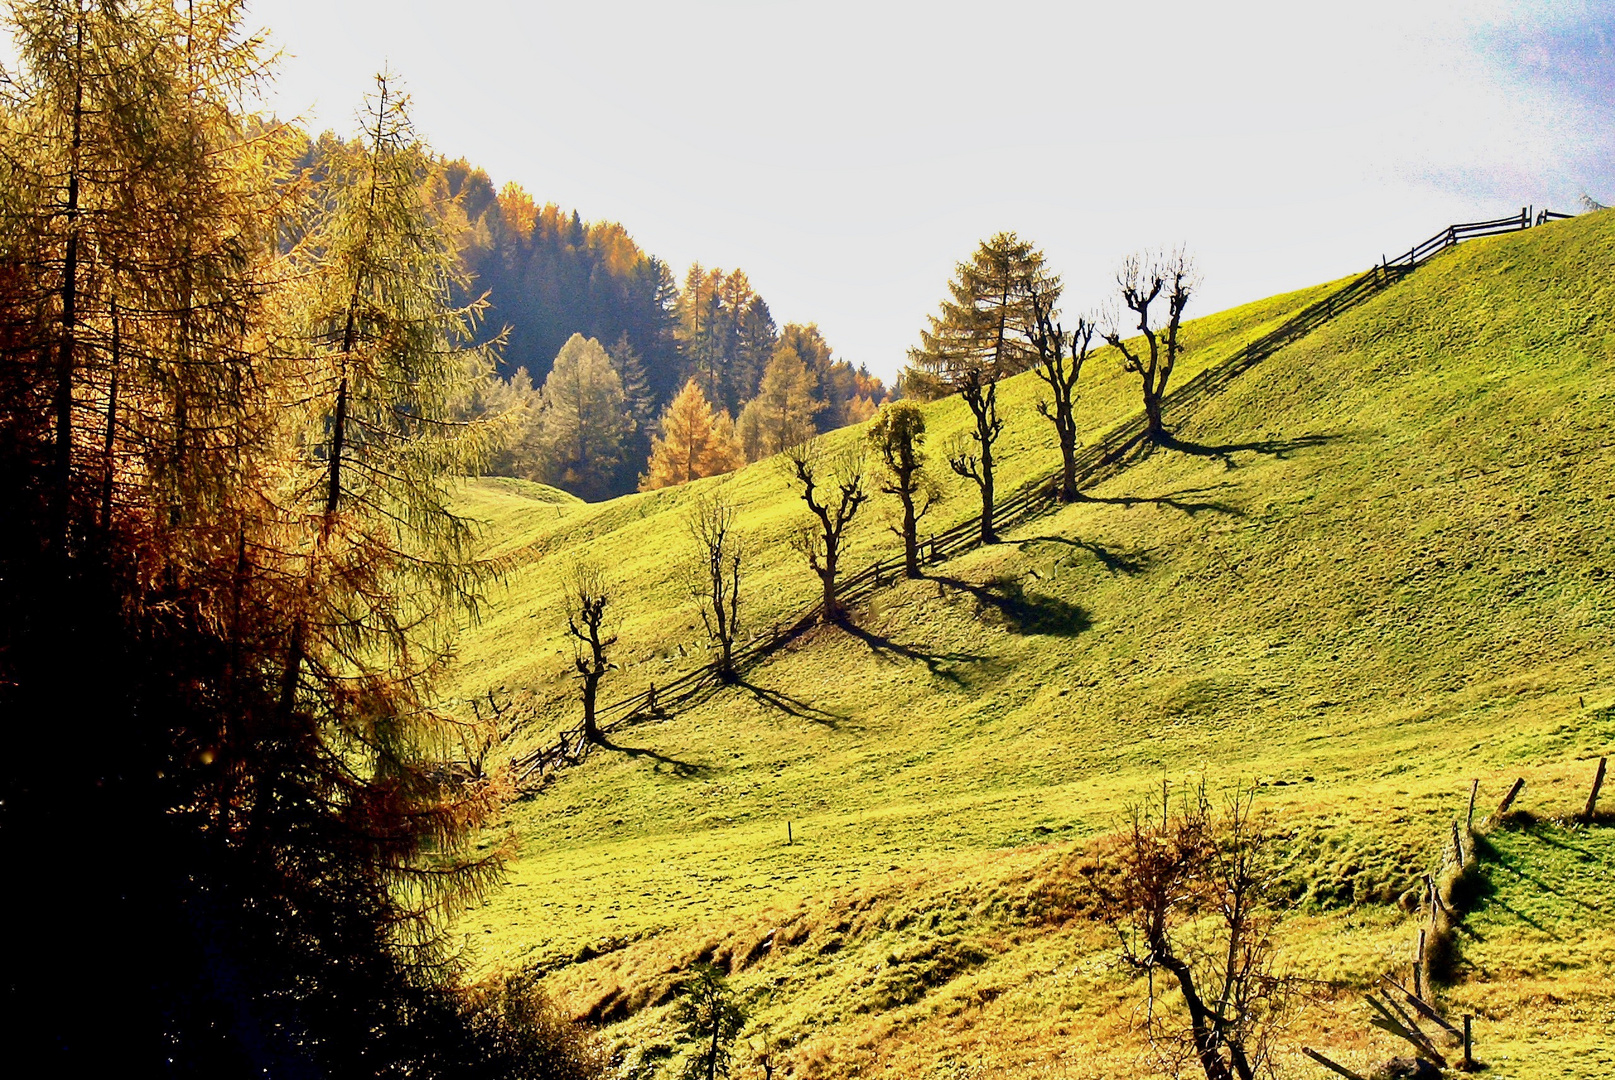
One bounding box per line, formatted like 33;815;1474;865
1104;250;1195;443
685;493;745;679
1027;288;1096;503
566;563;617;743
947;366;1004;544
867;400;938;577
784;442;869;621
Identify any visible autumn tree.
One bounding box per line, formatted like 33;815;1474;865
1103;250;1195;443
1101;780;1290;1080
675;964;748;1080
909;234;1055;542
903;232;1053;400
736;343;819;460
783;441;869;620
867;400;938;577
566;563;616;745
640;378;744;490
536;333;629;498
0;9;579;1075
1027;287;1096;502
685;493;745;679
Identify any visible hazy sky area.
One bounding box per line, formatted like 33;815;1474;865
246;2;1612;379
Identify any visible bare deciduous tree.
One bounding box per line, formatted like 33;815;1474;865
685;493;745;680
1103;250;1195;443
1102;779;1289;1080
867;400;938;578
1027;287;1096;503
783;442;869;621
947;365;1003;544
565;563;616;744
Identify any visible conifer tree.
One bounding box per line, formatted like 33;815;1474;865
736;343;820;461
640;378;744;489
536;332;629;498
904;232;1054;400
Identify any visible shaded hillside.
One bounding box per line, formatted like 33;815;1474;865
450;212;1615;1079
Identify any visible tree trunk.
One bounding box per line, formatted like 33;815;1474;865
1144;390;1165;442
582;671;601;744
979;457;996;544
1058;423;1078;502
820;551;839;621
900;488;919;578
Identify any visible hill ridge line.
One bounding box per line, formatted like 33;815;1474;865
507;208;1574;791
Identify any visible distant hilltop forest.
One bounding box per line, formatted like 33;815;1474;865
308;138;888;500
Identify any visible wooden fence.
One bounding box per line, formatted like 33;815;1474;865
510;207;1574;791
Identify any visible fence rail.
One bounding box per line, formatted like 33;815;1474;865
509;206;1573;791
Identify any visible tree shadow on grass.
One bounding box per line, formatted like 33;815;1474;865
838;620;995;686
1159;431;1338;469
929;575;1092;638
597;735;709;779
1017;535;1154;576
733;678;850;728
1082;483;1245;519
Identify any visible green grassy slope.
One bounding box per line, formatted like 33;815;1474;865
451;213;1615;1079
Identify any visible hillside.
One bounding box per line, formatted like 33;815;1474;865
447;212;1615;1079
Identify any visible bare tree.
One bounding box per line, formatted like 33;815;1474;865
1103;779;1288;1080
565;563;616;744
783;442;869;621
947;366;1003;544
1103;250;1195;443
685;493;745;680
867;401;938;578
1027;287;1096;502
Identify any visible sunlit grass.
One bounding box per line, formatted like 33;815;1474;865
450;212;1615;1078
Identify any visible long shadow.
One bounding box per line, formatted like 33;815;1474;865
1081;483;1245;519
597;735;709;778
838;621;993;685
734;677;849;728
1017;535;1154;577
1159;432;1339;469
929;575;1092;638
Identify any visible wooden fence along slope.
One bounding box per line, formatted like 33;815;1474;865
510;208;1573;791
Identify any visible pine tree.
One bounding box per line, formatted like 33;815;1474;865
536;333;629;499
736;343;819;460
640;378;744;490
904;232;1055;400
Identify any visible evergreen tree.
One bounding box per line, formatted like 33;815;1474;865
608;330;657;487
904;232;1055;400
736;343;820;460
640;378;744;490
536;333;629;499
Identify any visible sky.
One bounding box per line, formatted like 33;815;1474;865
250;2;1610;380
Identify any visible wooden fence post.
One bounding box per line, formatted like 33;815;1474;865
1414;929;1426;998
1495;778;1525;819
1451;820;1465;866
1463;1014;1475;1069
1466;779;1479;830
1584;757;1607;822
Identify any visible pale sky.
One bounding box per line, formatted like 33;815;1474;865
199;2;1615;379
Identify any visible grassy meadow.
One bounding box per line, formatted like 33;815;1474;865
447;211;1615;1079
